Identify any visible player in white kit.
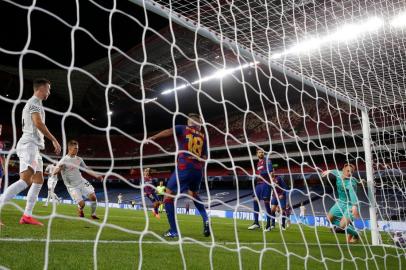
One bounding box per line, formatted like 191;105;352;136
0;78;61;226
43;163;61;206
54;140;103;219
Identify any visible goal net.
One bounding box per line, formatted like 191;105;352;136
0;0;406;269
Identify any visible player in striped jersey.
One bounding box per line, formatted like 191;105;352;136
248;149;273;231
143;168;160;219
149;113;209;238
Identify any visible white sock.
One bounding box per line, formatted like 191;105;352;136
45;192;51;205
0;179;28;206
91;201;97;215
24;183;42;216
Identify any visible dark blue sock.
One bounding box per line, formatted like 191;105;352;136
193;195;208;223
253;200;259;224
271;211;276;227
282;211;286;228
164;199;177;233
264;202;271;228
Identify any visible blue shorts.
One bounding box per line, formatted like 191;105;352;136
271;196;286;208
0;167;3;178
146;193;160;203
167;167;203;193
254;183;271;201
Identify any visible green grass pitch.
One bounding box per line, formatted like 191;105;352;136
0;200;405;270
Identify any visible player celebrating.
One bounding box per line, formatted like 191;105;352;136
143;168;160;219
322;163;359;243
43;162;61;206
0;78;61;226
248;149;273;231
55;140;103;219
149;113;209;238
270;173;288;230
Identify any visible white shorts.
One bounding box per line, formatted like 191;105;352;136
67;181;95;203
47;177;58;190
16;142;43;173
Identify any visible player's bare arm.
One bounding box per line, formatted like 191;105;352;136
32;112;61;154
148;128;173;141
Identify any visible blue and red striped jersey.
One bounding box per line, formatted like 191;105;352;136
175;125;207;170
143;175;154;195
256;156;272;184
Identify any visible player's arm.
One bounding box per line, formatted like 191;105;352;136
32;112;61;154
148;128;173;141
81;159;103;181
321;170;333;177
149;125;184;142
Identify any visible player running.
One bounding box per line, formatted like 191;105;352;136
0;78;61;226
322;163;360;243
54;140;103;219
270;173;288;230
149;113;209;238
248;149;273;231
43;162;62;206
143;168;161;219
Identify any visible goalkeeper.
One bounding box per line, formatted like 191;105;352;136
322;163;360;243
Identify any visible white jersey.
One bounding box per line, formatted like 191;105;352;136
45;164;59;181
18;96;46;149
58;155;87;188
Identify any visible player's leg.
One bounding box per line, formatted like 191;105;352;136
20;170;44;226
152;193;161;218
146;193;160;219
83;182;98;219
340;207;359;242
270;197;279;228
158;195;164;213
0;143;35;220
21;150;44;223
68;187;85;217
163;171;180;237
276;197;287;229
328;203;344;233
44;188;51;206
87;192;99;219
248;184;262;229
188;190;210;237
51;182;61;203
262;185;272;230
188;168;210;236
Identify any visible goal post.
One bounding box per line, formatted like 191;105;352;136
362;109;380;245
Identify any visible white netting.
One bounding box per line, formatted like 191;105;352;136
0;0;406;269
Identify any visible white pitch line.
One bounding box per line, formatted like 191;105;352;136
0;238;402;249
